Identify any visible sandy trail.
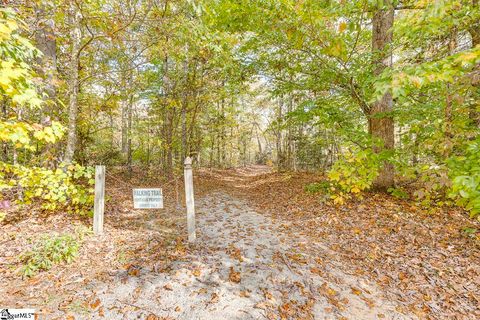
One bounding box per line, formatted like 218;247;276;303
76;191;413;320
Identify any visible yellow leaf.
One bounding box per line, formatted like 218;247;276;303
351;187;360;193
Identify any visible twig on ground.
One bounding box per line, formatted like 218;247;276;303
115;298;156;315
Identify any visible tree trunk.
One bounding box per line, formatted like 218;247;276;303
220;90;226;167
64;0;81;163
181;47;189;161
286;94;294;170
276;98;284;171
444;30;457;156
33;2;57;168
121;99;128;155
1;96;8;161
34;3;57;101
165;109;174;176
369;0;395;190
469;0;480;47
127;93;133;176
468;0;480;126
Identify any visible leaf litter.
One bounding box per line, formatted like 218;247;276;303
0;165;478;319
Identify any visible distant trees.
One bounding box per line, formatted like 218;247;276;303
1;0;479;217
205;0;480;216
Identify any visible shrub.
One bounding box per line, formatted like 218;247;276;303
327;146;383;204
411;163;451;207
0;162;94;214
19;228;90;277
304;181;331;194
388;187;409;200
447;138;480;219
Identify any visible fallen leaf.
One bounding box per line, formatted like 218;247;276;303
325;284;337;296
264;291;275;302
310;267;323;276
351;287;362;296
209;292;219;304
192;269;201;277
228;267;241;283
90;298;101;310
239;290;251;298
279;302;294;316
254;302;269;310
227;244;244;262
362;297;375;309
128;267;140;277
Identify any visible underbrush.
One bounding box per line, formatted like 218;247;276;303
304;181;331;194
19;227;91;277
320;140;480;220
0;162;94;215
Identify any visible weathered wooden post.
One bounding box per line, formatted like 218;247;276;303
93;165;105;235
184;157;196;242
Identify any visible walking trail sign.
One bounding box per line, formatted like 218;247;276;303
133;188;163;209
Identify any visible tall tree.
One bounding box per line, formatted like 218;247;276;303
370;0;395;190
64;0;81;163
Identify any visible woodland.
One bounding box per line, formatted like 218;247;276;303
0;0;480;319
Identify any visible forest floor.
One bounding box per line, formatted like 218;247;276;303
1;166;479;319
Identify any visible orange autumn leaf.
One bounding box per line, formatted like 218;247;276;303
228;266;241;283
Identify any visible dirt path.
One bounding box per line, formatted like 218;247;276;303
74;191;413;319
2;166;477;319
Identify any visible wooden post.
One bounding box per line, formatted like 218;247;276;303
184;157;196;242
93;165;105;235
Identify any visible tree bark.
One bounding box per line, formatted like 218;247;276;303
33;3;57;166
220;87;226;167
276;98;285;171
121;99;128;155
369;0;395;190
34;3;57;101
181;45;189;161
64;0;81;163
444;30;457;155
468;0;480;126
1;96;7;161
162;55;174;177
127;92;133;176
469;0;480;47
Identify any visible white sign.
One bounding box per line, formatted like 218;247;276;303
133;188;163;209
